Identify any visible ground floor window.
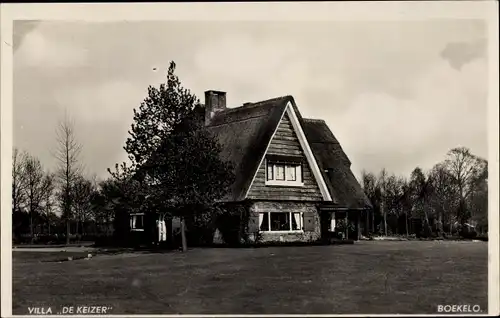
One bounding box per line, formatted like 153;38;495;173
259;212;303;232
130;213;144;231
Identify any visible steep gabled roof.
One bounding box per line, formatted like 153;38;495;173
302;119;372;209
205;96;371;209
205;96;290;202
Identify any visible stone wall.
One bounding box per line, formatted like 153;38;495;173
246;201;321;243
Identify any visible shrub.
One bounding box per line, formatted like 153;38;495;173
459;226;478;239
93;235;120;247
476;234;488;241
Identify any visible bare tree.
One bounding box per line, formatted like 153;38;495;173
399;178;412;236
428;163;458;235
410;167;432;236
378;168;388;236
54;114;82;244
445;147;486;225
384;175;407;235
361;170;377;234
468;160;488;233
41;173;56;235
12;148;27;215
23;154;52;243
72;175;95;238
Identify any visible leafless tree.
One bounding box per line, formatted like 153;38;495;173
428;163;458;235
445;147;486;224
54;113;82;244
41;173;56;235
12;148;27;215
72;175;95;238
361;170;377;234
23;154;52;242
468;160;488;233
378;168;388;236
399;178;412;236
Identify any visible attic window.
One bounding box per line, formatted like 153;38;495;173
265;159;303;187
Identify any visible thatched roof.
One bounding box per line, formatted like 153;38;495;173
205;96;290;202
302;119;372;209
205;96;372;209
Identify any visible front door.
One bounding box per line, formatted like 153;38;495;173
319;210;333;241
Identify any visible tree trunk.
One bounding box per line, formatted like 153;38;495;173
30;211;34;244
66;219;70;245
371;209;375;233
365;209;369;237
438;208;443;236
75;220;79;241
403;211;408;237
382;201;387;236
356;213;361;241
423;205;432;235
180;217;187;252
449;215;453;235
395;213;398;235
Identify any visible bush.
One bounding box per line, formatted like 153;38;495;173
476;234;488;241
459;226;477;239
217;214;242;246
417;225;433;238
93;235;120;247
186;226;216;246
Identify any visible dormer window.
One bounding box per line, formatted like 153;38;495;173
265;157;303;187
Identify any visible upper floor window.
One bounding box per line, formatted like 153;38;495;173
265;159;303;186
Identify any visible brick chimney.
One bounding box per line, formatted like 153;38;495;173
204;90;226;125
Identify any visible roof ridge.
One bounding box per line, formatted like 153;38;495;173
309;141;341;144
206;95;291;128
243;95;291;106
229;95;290;110
206;95;292;115
303;118;326;123
206;113;271;128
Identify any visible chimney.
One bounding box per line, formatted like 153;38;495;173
204;90;226;125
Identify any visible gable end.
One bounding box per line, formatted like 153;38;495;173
244;102;332;201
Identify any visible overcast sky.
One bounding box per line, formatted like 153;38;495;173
13;20;488;181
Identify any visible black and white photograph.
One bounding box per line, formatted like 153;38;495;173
1;2;498;317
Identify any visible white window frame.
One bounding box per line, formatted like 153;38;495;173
265;159;304;187
130;213;145;232
258;212;304;233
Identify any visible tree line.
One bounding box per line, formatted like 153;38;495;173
12;116;112;244
13;60;488;247
361;147;488;238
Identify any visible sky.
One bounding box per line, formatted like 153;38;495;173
13;20;489;181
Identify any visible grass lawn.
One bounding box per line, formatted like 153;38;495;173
12;241;488;315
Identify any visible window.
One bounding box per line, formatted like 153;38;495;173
130;213;144;231
259;212;303;232
267;164;273;181
275;164;285;180
265;159;303;186
286;165;297;181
